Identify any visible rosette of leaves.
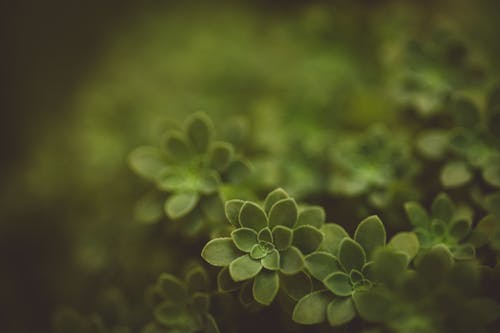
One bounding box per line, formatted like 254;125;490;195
293;215;418;326
329;125;418;208
129;112;252;229
404;193;476;259
201;188;325;306
141;266;219;333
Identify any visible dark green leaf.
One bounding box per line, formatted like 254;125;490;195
268;198;298;229
450;243;475;260
229;254;263;281
165;132;192;160
272;226;293;251
431;193;455;223
128;146;167;181
261;249;280;270
186;266;209;293
217;267;240;292
338;238;366;272
257;227;273;243
186;112;213;153
281;271;313;301
202;238;241;267
404;202;429;228
263;188;289;214
352;289;391;322
198;171;220;194
354;215;386;259
320;224;349;255
239;202;268;231
292;291;333;324
164;192;199;219
224;199;244;226
449;219;471;241
388;232;420;261
296;206;325;228
208;142;234;171
441;161;472;188
200;194;225;222
305;251;341;280
192;292;210;313
250;244;268;260
231;228;258;252
225;159;252;184
323;272;353;296
293;225;324;254
372;248;408;285
326;297;356;326
279;246;305;275
252;270;279;305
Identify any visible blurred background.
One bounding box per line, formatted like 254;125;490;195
2;0;500;332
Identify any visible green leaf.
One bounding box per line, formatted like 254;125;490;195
279;246;305;275
186;112;213;153
404;202;429;228
338;238;366;272
229;254;263;282
483;163;500;187
238;281;254;307
450;243;475;260
320;224;349;255
186;266;209;293
224;199;244;226
416;245;453;284
349;269;363;284
257;227;273;243
431;219;447;237
231;228;258;252
225;159;252;184
305;251;341;280
431;193;455;223
154;302;198;328
239;202;268;231
252;270;279;305
164;192;199;219
205;314;220;333
208;142;234;171
296;206;325;228
202;238;241;267
354;215;386;259
441;161;472;188
192;292;210;313
388;232;420;261
268;198;298;229
323;272;352;296
372;248;408;285
263;188;289;214
250;244;268;259
261;249;280;270
200;194;225;222
292;291;333;324
326;297;356;326
352;289;391;322
217;267;240;292
449;219;471;241
272;226;293;251
165;132;192;160
128;146;167;180
293;225;324;254
416;130;449;160
281;271;313;301
198;171;220;194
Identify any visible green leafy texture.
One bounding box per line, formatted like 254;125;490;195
372;248;408;286
185;112;213;153
296;206;325;228
449;219;471;241
165;132;191;161
238;201;268;231
202;238;241;267
128;146;167;181
441;161;472;188
231;228;258;252
252;270;279;305
416;130;449;160
217;267;240;292
229;254;263;282
224;159;252;184
293;225;324;254
197;171;220;194
338;238;366;272
404;202;430;228
323;272;353;296
257;227;273;243
268;198;298;229
186;267;208;293
388;232;420;261
208;142;234;171
158;274;189;302
224;199;244;227
354;215;386;259
281;272;313;301
279;246;305;275
305;251;341;281
292;291;333;325
164;192;199;219
272;226;293;251
416;245;453;285
263;188;289;214
352;289;392;322
261;249;280;270
326;297;356;326
249;244;268;259
320;223;349;255
200;194;225;222
154;302;198;329
431;193;455;223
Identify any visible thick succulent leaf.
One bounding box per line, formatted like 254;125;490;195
292;291;333;325
225;199;244;226
186;266;209;293
416;245;453;284
186;112;214;153
296;206;325;228
200;194;225;222
154;302;198;329
372;248;409;286
320;224;349;255
164;192;199;219
404;202;429;228
268;198;298;229
257;227;273;243
208;142;234;171
252;270;279;305
431;219;447;237
326;297;356;327
354;215;386;259
263;188;289;214
225;159;252;184
388;232;420;261
323;272;353;296
449;218;472;241
281;271;313;301
217;267;240;292
416;130;449;160
261;249;280;270
239;202;268;231
352;290;391;322
279;246;305;275
431;193;455;224
128;146;167;180
272;226;293;251
229;254;263;282
249;244;268;259
293;225;324;254
231;228;258;252
349;269;363;284
305;251;341;280
338;238;366;272
441;161;472;188
165;132;192;160
238;281;254;307
202;238;242;267
198;171;220;194
204;313;220;333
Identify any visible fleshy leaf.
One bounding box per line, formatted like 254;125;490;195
165;132;192;160
279;246;305;275
239;202;268;231
154;302;197;328
186;267;209;293
416;130;449;160
186;112;213;153
281;271;313;301
225;159;252;184
293;225;324;254
416;245;453;284
231;228;258;252
305;251;341;280
263;188;289;214
202;238;242;267
352;289;391;322
323;272;353;296
198;171;220;194
250;244;268;259
261;249;280;270
257;227;273;243
164;192;199;219
292;291;333;324
320;224;349;255
326;297;356;326
354;215;386;259
128;146;167;180
449;219;471;241
272;226;293;251
229;254;263;282
209;142;234;171
252;270;279;305
268;198;298;229
431;193;455;223
404;202;429;228
157;274;189;302
441;161;472;188
217;267;240;292
296;206;325;228
238;281;254;307
225;200;244;226
372;248;408;285
338;238;366;272
388;232;420;261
